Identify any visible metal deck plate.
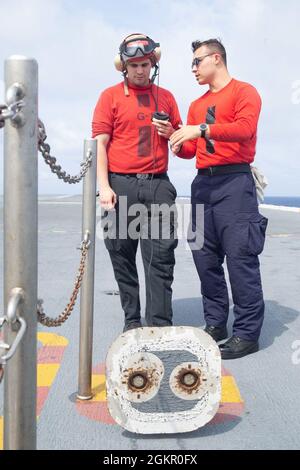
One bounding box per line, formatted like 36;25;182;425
106;326;221;434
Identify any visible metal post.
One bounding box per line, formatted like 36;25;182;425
77;139;97;400
3;56;38;449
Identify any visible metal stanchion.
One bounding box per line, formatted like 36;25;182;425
3;56;38;449
77;139;97;400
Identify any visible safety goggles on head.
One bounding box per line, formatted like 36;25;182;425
120;36;160;60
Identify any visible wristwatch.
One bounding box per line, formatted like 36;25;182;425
199;123;209;138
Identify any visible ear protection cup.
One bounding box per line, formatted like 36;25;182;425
114;34;161;72
152;47;161;64
114;54;124;72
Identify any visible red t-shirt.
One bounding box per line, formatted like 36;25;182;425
92;82;182;173
177;78;262;168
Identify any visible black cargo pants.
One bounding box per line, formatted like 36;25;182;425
102;172;178;328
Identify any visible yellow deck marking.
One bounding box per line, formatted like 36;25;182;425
37;364;61;387
221;376;243;403
38;332;69;347
90;374;106;402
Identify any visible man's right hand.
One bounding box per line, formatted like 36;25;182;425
170;143;182;154
100;186;117;209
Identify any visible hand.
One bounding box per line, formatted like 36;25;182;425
99;186;117;210
170;143;182;154
152;117;175;140
170;124;202;147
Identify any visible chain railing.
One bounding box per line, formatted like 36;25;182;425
35;117;95;328
1;99;94;329
1;106;93;183
0;317;27;385
2;105;94;325
37;234;91;327
0;100;25;128
1;99;93;184
38;119;93;184
0;289;27;385
35;116;94;326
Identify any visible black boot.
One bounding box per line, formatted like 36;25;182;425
204;325;228;342
219;336;259;359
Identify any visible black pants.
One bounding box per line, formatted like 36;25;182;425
102;173;178;327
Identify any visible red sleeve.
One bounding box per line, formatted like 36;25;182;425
176;104;197;159
92;89;114;138
209;85;262;142
168;92;182;130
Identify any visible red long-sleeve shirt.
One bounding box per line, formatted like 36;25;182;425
92;82;182;173
177;78;262;168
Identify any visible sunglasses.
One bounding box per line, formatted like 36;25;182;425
121;37;159;58
191;53;215;68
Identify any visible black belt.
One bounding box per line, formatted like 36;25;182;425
197;163;251;176
109;172;167;180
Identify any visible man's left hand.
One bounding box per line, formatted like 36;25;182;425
170;125;204;146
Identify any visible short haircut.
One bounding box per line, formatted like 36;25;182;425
191;38;227;66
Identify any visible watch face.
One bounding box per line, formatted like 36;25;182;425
200;124;207;130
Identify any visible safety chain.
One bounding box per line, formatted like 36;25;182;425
0;100;25;129
38;119;93;184
0;316;27;385
37;235;91;327
1;289;27;385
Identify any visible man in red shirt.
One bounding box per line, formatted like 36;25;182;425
170;39;268;359
92;34;182;332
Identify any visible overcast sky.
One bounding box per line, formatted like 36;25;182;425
0;0;299;196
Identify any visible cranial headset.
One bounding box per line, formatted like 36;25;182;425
114;34;161;72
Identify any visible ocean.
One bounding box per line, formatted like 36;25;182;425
179;196;300;208
0;196;300;208
263;197;300;208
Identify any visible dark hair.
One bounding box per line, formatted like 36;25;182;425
191;38;227;66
